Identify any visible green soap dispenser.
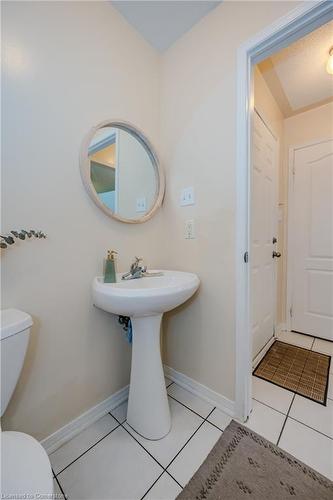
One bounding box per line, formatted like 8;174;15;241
104;249;117;283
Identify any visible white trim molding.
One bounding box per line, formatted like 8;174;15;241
275;323;287;336
252;337;275;370
235;1;333;423
164;365;235;418
252;324;286;369
41;385;129;454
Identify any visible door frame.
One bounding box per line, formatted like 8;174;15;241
286;138;333;333
235;1;333;422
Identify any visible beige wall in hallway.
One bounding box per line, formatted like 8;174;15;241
1;1;162;440
254;67;284;139
160;1;299;401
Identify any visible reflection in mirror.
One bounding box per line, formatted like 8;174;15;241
87;126;158;221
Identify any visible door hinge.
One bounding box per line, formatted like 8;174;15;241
290;306;293;318
244;251;249;263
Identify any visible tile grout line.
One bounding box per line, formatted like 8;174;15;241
164;470;184;489
204;418;226;433
167;393;214;420
119;417;203;493
116;418;168;472
139;470;165;500
50;375;332;496
140;470;182;500
54;422;122;476
277;393;295;446
252;396;293;417
140;406;217;499
164;407;217;473
54;472;67;498
112;391;225;432
53;393;218;497
287;415;333;441
53;384;332;488
252;388;333;442
113;412;185;493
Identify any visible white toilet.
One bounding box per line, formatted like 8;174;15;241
1;309;53;496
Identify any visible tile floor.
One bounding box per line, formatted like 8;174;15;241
50;336;333;499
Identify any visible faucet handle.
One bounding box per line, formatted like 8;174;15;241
130;256;143;271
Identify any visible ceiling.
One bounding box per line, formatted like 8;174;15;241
258;20;333;117
112;1;221;52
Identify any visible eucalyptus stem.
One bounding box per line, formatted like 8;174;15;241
0;229;47;249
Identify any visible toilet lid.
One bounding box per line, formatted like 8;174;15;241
1;431;53;496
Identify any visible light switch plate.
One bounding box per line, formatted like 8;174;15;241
184;219;195;239
136;197;146;212
180;187;195;206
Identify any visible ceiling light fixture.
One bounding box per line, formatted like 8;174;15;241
326;46;333;75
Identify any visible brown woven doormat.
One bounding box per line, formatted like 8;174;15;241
177;420;333;500
253;340;331;405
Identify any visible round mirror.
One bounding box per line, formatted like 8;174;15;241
80;121;164;223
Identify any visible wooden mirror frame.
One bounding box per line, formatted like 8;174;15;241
80;120;165;224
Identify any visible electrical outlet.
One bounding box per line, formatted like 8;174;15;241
180;187;195;206
184;219;195;239
136;197;146;213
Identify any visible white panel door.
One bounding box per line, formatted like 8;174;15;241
291;139;333;340
251;111;278;359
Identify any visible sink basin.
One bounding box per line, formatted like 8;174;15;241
93;270;199;317
92;270;199;439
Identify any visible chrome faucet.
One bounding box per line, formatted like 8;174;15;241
122;257;147;280
121;257;164;280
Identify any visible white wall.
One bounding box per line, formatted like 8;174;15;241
160;1;299;401
1;1;162;440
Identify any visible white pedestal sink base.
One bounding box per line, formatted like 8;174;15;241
127;314;171;440
92;271;200;439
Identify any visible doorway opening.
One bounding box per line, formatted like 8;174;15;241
235;1;333;423
236;2;333;478
251;18;333;396
235;1;333;479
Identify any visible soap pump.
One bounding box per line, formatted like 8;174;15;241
104;250;118;283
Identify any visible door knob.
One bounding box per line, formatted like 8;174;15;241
272;251;281;258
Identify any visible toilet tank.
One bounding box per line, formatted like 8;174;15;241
0;309;32;416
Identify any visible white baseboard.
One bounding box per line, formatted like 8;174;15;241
42;367;236;455
252;337;275;370
164;365;235;418
41;385;129;454
252;324;287;370
275;323;287;336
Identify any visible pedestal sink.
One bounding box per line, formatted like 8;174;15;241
92;270;200;440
